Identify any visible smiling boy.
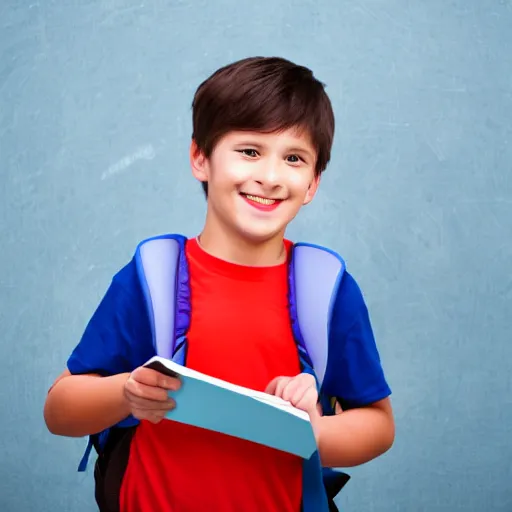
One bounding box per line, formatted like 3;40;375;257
44;56;394;512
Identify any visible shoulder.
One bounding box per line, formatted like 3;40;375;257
115;231;188;298
289;240;371;350
68;234;189;376
331;271;369;328
291;241;390;404
111;256;140;293
326;270;391;406
290;240;364;320
101;254;148;318
66;245;157;376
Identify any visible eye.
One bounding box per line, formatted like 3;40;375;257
237;149;259;158
286;154;302;164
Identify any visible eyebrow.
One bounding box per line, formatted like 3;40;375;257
287;146;315;159
235;141;264;148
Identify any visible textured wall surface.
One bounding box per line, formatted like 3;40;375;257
1;1;511;510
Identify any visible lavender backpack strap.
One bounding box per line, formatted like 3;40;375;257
134;234;190;363
291;243;346;388
290;243;347;512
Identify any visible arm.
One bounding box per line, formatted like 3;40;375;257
44;258;178;438
44;369;131;437
266;374;394;468
268;272;395;468
312;397;395;467
44;367;180;437
315;271;394;467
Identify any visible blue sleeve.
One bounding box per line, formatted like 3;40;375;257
323;271;391;409
67;257;154;376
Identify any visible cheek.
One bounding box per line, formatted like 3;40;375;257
211;156;251;187
288;173;313;198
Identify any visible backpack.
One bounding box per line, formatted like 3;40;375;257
78;234;350;512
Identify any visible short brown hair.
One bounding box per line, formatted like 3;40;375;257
191;56;335;196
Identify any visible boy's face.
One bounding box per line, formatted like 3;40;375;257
191;126;320;244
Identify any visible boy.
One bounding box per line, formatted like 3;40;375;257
44;56;394;512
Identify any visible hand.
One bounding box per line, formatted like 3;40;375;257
265;373;324;444
265;373;320;419
123;367;181;424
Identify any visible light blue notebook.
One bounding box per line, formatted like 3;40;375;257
144;356;318;459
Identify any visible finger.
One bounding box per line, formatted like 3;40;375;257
290;384;308;406
282;378;303;402
294;387;318;413
299;373;317;388
132;367;181;391
127;395;176;411
265;376;291;396
264;377;281;395
283;373;315;402
133;408;170;424
125;380;171;402
275;377;294;399
147;415;164;424
290;378;317;407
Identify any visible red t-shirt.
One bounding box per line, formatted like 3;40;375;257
120;237;303;511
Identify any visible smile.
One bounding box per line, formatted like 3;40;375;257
240;193;283;212
243;194;277;205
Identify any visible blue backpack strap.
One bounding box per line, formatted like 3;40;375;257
288;242;348;511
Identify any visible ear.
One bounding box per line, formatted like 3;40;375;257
303;174;320;205
190;139;209;183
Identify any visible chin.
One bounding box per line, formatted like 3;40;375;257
236;224;285;244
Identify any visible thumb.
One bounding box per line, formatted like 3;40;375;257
264;376;281;395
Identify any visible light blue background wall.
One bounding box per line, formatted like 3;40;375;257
1;1;511;511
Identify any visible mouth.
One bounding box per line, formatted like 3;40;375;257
240;193;284;211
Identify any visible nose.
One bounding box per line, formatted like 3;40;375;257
254;157;281;189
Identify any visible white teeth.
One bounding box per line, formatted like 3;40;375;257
244;194;276;205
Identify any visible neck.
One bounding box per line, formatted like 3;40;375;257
198;220;287;267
